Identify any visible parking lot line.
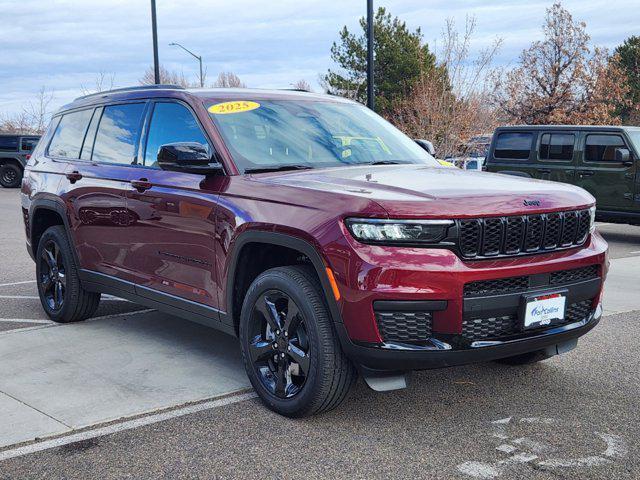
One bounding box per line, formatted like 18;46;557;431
0;318;53;324
0;390;257;462
0;295;129;301
0;280;36;287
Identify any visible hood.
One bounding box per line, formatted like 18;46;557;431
254;165;595;218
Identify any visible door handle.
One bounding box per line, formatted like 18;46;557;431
131;178;152;192
65;171;83;183
537;168;551;174
579;170;595;177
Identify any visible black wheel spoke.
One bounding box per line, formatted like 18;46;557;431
249;336;275;362
255;296;281;331
275;360;287;397
41;274;53;293
288;343;310;375
42;249;55;269
283;301;300;334
54;282;63;309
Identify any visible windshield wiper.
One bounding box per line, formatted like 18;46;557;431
244;164;314;174
367;160;406;165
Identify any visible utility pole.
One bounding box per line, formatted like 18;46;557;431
169;42;204;87
151;0;160;84
366;0;375;111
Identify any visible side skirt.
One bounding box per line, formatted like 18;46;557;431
79;270;235;337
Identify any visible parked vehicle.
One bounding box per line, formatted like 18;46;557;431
22;86;607;417
415;139;456;167
0;134;40;188
485;126;640;225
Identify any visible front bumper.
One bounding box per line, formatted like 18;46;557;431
337;303;601;372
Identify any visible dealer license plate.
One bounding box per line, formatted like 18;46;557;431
523;293;566;329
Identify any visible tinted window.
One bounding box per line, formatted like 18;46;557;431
92;103;145;164
80;108;102;160
0;136;18;151
494;133;533;159
585;134;626;162
20;138;39;151
144;102;208;167
540;133;574;161
48;109;94;158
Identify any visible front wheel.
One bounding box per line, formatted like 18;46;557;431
239;265;356;417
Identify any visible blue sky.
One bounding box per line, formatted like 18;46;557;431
0;0;638;116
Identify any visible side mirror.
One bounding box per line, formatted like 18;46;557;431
157;143;224;175
615;147;633;166
415;139;436;156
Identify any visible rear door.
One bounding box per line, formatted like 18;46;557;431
536;131;576;183
121;100;223;312
575;131;636;212
58;102;147;277
486;130;537;178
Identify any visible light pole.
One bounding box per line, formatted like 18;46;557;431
366;0;374;111
169;42;204;87
150;0;160;84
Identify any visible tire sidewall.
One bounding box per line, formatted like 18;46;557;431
239;268;328;417
35;226;80;322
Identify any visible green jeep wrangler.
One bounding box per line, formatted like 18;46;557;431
485;126;640;225
0;134;40;188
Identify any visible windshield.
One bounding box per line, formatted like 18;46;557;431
207;99;439;172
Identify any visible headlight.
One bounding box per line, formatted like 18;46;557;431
344;218;453;244
589;206;596;233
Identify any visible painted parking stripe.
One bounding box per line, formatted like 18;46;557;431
0;280;36;287
0;318;53;324
0;390;257;462
0;295;129;301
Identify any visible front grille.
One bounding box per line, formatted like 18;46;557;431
464;265;600;297
461;299;593;341
458;209;591;259
375;310;432;343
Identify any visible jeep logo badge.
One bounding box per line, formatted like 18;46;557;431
523;199;541;207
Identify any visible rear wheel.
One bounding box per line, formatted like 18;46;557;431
239;265;356;417
0;163;22;188
36;225;101;323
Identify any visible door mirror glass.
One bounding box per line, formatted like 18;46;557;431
615;147;632;165
415;139;436;156
157;142;223;174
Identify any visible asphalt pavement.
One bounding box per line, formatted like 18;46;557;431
1;187;639;479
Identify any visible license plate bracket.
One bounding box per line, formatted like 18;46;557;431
520;290;568;330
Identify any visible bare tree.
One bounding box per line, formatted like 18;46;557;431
1;86;55;134
491;3;629;125
139;65;194;87
393;17;502;158
213;72;246;88
80;71;116;96
292;79;312;92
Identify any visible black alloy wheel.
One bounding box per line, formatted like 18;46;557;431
0;164;21;188
39;239;66;312
248;290;310;398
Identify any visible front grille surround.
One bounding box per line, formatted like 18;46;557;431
458;209;591;259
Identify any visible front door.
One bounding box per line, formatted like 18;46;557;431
575;132;636;212
122;100;223;312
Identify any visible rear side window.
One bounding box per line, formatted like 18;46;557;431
48;109;94;159
144;102;208;167
494;133;533;160
540;133;575;161
20;138;39;151
0;136;19;151
92;103;146;165
585;134;626;162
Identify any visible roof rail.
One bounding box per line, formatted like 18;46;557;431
74;84;185;101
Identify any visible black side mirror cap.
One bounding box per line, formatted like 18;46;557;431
415;139;436;156
157;142;224;175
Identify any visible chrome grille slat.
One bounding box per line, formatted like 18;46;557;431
457;209;591;259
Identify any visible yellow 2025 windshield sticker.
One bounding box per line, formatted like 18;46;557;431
208;101;260;115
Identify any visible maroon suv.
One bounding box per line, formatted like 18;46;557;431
21;86;608;417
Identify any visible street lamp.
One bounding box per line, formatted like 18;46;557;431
150;0;160;84
367;0;374;111
169;42;204;87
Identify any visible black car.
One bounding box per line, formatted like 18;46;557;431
0;134;41;188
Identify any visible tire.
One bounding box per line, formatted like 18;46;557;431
239;265;356;417
35;225;101;323
494;349;553;366
0;163;22;188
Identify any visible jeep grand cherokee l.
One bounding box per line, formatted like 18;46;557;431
21;86;608;417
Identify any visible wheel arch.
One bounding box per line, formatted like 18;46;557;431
29;197;78;265
225;230;343;335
